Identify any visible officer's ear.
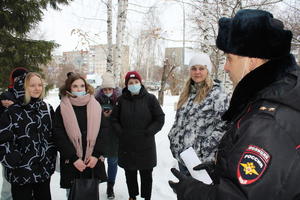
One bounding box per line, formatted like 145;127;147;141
249;58;269;70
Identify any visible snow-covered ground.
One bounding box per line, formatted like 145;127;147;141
0;90;180;200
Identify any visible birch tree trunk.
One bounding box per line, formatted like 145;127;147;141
114;0;128;85
158;59;177;105
106;0;113;73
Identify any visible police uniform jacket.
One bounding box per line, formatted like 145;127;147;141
183;54;300;199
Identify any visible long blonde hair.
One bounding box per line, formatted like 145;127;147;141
177;75;213;110
24;72;45;104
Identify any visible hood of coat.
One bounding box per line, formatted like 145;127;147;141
95;87;120;105
8;67;29;89
223;54;300;121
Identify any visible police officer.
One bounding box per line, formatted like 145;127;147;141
169;9;300;200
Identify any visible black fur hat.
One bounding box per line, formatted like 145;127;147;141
216;9;292;59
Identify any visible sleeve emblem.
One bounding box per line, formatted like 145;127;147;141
237;145;271;185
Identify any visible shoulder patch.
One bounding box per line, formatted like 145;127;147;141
237;145;271;185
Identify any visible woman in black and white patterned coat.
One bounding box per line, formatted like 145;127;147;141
168;54;229;175
0;72;56;200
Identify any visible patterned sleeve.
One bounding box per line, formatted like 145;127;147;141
0;110;22;169
201;89;229;162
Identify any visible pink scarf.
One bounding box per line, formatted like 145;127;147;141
60;94;102;163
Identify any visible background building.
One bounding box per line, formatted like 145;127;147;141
88;44;130;79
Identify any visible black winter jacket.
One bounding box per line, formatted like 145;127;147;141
0;99;56;185
182;54;300;200
0;88;17;117
111;86;165;170
95;90;119;157
54;105;107;188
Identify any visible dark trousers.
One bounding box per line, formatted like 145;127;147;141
11;179;51;200
107;157;118;183
125;169;153;199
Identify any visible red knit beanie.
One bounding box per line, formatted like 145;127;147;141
125;71;142;86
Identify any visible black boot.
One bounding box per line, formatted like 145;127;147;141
107;182;115;199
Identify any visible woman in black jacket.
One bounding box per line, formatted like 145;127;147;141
0;72;56;200
111;71;165;200
95;72;121;199
53;73;106;196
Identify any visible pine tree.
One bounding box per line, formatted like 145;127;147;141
0;0;72;89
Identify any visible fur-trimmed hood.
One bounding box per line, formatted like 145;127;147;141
223;54;300;121
216;9;292;59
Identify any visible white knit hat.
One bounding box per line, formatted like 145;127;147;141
101;72;116;88
188;53;213;73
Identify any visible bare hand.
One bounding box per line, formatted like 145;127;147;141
99;155;105;162
86;156;98;168
73;159;86;172
1;100;14;108
103;110;112;117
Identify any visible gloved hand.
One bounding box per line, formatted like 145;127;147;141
193;162;218;184
169;168;201;200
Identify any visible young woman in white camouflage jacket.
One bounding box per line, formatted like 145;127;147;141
168;53;229;175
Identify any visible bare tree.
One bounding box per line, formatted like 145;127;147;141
158;58;177;105
279;1;300;49
114;0;128;85
106;0;113;73
189;0;283;92
132;5;164;82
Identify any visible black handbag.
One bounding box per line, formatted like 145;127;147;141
68;170;99;200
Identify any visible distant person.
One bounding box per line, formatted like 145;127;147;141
169;9;300;200
0;67;28;200
0;67;29;117
0;72;56;200
111;71;165;200
168;54;229;175
95;72;120;199
54;73;107;197
66;71;75;78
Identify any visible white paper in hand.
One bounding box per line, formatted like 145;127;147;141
180;147;213;184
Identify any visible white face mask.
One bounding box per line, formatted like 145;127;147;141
128;83;141;94
105;92;113;97
71;91;87;96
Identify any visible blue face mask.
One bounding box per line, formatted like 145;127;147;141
105;92;113;97
72;91;87;96
128;84;141;94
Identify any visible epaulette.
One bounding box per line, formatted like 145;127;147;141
255;101;280;117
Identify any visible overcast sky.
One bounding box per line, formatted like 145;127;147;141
37;0;190;55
